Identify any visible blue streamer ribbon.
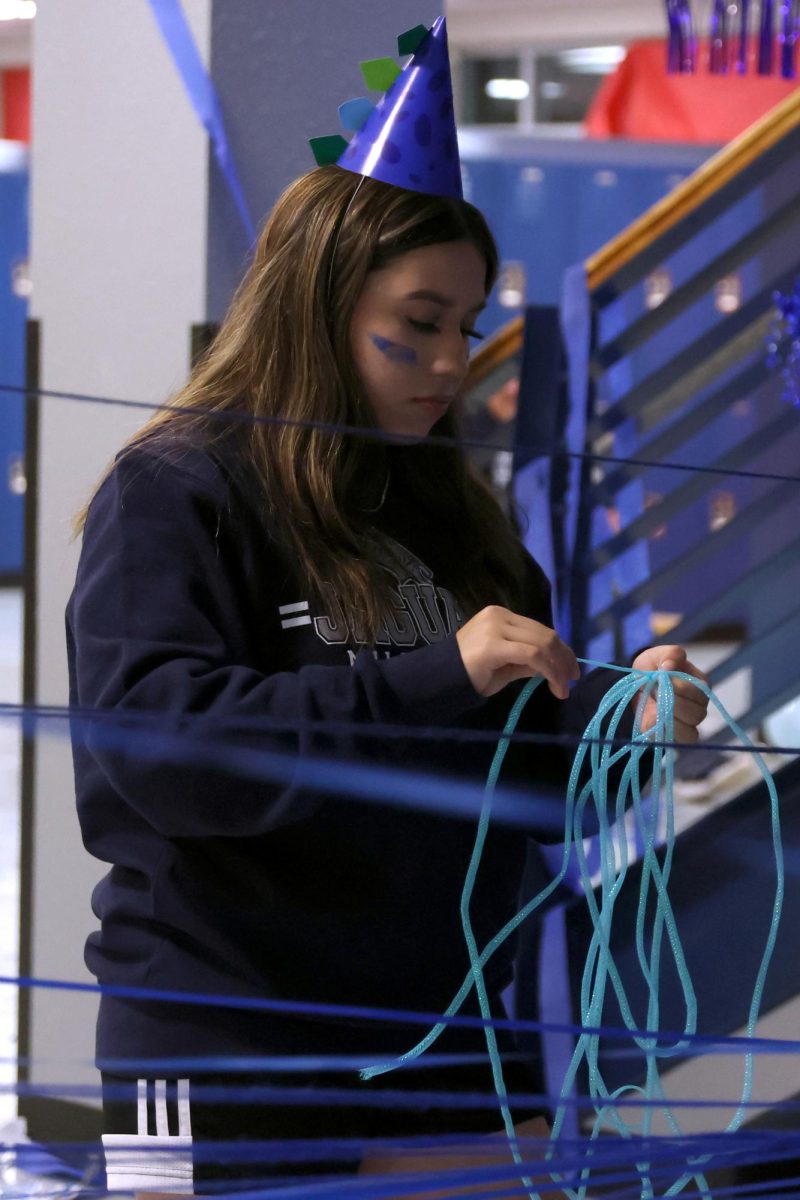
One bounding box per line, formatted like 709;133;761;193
146;0;256;246
4;378;800;489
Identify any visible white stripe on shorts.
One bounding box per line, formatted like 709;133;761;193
102;1134;194;1194
137;1078;147;1136
177;1077;192;1137
155;1079;169;1138
105;1078;195;1192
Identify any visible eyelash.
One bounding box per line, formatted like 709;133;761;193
407;318;485;341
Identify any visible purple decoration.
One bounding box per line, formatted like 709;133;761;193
666;0;682;71
664;0;798;75
677;0;696;71
759;0;775;74
766;280;800;407
736;0;751;73
336;17;463;200
710;0;729;73
779;0;799;77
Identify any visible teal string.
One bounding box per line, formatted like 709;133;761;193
555;670;710;1200
458;675;545;1193
360;660;785;1200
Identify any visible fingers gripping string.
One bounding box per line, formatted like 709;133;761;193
362;662;785;1200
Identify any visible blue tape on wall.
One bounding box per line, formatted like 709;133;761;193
147;0;256;246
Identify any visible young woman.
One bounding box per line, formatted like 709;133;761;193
68;166;708;1195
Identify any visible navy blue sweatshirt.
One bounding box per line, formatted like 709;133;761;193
67;438;626;1068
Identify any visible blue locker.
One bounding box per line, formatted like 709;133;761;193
0;142;29;577
460;134;712;335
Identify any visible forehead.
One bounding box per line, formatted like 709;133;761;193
370;241;487;306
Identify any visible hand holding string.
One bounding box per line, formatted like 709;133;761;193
456;605;580;700
631;645;710;743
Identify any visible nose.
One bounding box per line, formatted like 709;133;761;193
431;328;470;386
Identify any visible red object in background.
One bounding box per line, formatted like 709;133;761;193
586;40;798;142
2;67;31;142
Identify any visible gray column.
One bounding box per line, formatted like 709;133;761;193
207;0;436;316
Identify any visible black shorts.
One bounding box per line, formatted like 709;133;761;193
101;1059;548;1193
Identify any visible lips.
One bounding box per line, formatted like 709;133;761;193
411;395;451;408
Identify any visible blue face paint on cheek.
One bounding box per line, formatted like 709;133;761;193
370;333;418;365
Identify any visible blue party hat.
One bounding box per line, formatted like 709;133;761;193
309;17;463;200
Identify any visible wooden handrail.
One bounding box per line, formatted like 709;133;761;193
464;314;524;389
586;88;800;290
465;87;800;391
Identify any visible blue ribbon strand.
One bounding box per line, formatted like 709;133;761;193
146;0;256;246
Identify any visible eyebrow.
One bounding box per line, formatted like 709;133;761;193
404;289;487;314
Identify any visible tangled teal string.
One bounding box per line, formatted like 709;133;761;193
361;662;785;1200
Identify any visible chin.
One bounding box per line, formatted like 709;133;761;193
379;418;434;441
394;429;429;443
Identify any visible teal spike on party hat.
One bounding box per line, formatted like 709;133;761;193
309;17;463;200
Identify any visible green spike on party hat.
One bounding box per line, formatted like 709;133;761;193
308;16;463;200
397;24;429;56
360;57;402;92
309;134;349;167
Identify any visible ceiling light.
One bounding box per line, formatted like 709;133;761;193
485;78;530;101
558;45;625;74
0;0;36;19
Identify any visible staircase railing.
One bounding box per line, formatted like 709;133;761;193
467;88;800;761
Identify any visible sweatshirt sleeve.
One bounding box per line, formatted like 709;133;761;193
68;450;485;839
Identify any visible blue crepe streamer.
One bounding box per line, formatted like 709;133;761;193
557;263;592;644
146;0;256;246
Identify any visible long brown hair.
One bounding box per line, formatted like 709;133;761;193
77;166;529;639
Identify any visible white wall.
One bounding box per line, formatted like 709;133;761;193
29;0;211;1094
446;0;665;50
0;22;30;68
